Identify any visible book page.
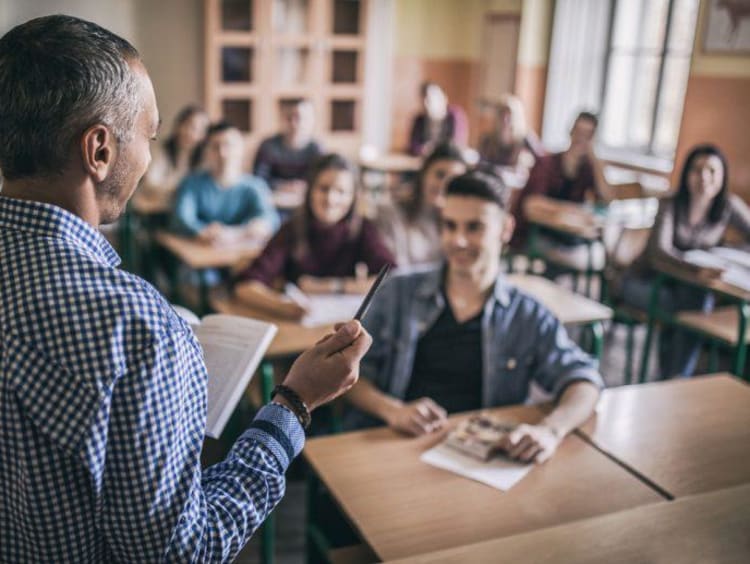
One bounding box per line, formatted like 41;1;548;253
194;315;277;438
421;442;533;491
301;294;363;327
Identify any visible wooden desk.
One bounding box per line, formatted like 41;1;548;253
389;484;750;564
210;294;332;358
578;374;750;498
507;274;612;326
639;261;750;380
155;231;261;270
359;153;421;174
304;404;662;561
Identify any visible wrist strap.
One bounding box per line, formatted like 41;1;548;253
271;384;311;430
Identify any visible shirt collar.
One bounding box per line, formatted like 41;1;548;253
0;195;121;268
415;263;511;308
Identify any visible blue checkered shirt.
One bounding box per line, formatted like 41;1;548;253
0;196;304;562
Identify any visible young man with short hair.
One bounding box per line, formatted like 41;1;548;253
346;171;602;463
252;98;323;192
171;121;280;245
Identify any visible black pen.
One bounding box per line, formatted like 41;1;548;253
353;264;391;321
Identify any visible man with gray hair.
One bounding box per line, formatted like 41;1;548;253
0;15;371;562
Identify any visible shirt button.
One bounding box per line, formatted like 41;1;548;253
506;358;517;370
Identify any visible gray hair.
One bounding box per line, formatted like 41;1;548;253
0;15;141;180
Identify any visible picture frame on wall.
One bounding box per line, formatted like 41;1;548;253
703;0;750;54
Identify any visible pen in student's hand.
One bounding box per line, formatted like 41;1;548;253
353;264;391;322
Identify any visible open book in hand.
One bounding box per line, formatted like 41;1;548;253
174;306;278;438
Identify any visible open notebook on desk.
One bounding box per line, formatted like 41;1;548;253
174;307;277;438
684;247;750;292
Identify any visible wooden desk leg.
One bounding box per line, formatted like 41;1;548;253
733;302;749;380
639;274;663;383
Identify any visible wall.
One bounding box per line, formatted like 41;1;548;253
673;0;750;199
390;0;524;150
0;0;204;136
389;0;553;151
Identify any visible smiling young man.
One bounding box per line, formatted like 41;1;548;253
346;171;602;463
0;15;371;562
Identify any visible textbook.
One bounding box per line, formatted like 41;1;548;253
175;308;278;439
421;414;532;491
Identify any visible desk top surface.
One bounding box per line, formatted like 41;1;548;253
210;294;332;358
155;231;261;270
388;483;750;564
507;274;612;325
304;404;661;561
578;374;750;498
359;153;421;173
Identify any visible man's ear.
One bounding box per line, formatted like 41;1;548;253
80;124;116;182
501;212;516;244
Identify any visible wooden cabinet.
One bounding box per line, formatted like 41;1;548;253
204;0;369;159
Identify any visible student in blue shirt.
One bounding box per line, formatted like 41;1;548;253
172;121;280;245
0;15;370;563
346;171;602;464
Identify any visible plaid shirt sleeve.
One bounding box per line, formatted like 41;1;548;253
97;320;304;563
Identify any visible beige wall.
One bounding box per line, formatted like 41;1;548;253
674;0;750;198
0;0;204;134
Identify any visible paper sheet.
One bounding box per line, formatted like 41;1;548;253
420;443;533;491
301;294;363;327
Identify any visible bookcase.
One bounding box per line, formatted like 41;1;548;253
204;0;370;158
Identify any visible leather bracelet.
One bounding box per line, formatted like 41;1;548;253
271;384;311;430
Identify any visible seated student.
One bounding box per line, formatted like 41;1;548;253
375;143;467;268
171;121;280;245
135;105;209;211
617;144;750;379
346;172;602;463
478;94;544;187
408;81;469;156
234;154;396;319
511;111;614;272
253;98;324;193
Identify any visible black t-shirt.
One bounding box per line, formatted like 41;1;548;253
405;300;483;414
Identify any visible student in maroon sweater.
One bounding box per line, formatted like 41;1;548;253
234;153;396;319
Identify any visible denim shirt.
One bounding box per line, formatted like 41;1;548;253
347;265;603;428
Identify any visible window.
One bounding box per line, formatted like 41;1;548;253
543;0;699;162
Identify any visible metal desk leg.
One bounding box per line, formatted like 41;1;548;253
733;302;749;380
590;321;604;361
639;274;663;383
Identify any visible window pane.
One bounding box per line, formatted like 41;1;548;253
611;0;644;50
652;55;692;155
331;50;358;83
222;100;252;132
272;0;309;34
627;55;660;147
333;0;360;35
275;47;310;86
331;100;355;131
668;0;700;52
221;0;252;32
222;47;253;82
639;0;670;50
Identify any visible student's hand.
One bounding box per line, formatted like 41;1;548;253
282;320;372;411
277;299;309;321
384;398;448;436
197;223;223;244
498;423;563;464
343;263;371;294
298;275;338;294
